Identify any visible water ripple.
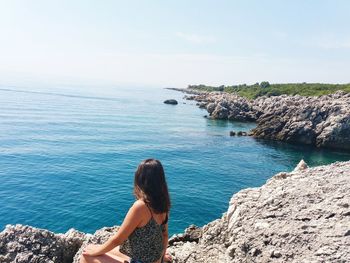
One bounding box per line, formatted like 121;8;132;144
1;87;350;235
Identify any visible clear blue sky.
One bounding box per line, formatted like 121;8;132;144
0;0;349;87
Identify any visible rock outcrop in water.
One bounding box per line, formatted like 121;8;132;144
164;99;178;105
1;161;350;262
183;90;350;150
185;93;259;122
252;91;350;150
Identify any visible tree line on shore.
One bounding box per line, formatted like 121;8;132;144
188;82;350;99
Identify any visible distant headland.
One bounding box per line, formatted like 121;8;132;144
185;82;350;99
168;82;350;151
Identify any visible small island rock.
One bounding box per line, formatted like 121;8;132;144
229;131;236;136
164;99;178;105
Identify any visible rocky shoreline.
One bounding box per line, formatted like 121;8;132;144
174;88;350;150
1;160;350;262
168;160;350;262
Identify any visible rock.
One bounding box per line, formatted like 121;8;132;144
229;131;236;136
236;131;247;136
168;161;350;262
206;103;216;114
197;102;207;108
0;224;85;263
2;161;350;262
184;92;258;122
271;250;282;258
179;88;350;150
164;99;178;105
72;226;119;263
293;159;309;172
212;105;229;119
251;91;350;150
168;225;202;246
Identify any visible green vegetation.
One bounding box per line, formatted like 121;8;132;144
188;82;350;99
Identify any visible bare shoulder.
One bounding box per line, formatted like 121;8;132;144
132;200;148;213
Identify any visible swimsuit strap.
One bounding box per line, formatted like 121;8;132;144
146;202;168;225
162;213;168;225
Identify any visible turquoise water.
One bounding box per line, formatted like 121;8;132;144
1;86;350;235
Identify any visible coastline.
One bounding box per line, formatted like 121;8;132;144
1;160;350;262
169;88;350;151
1;88;350;262
2;0;350;262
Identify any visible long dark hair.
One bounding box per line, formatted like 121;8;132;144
134;159;171;214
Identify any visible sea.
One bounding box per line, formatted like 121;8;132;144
1;85;349;235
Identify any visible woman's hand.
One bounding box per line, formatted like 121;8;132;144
82;244;103;257
163;250;172;262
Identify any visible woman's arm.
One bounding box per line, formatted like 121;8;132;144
83;201;144;256
162;223;169;255
162;216;172;261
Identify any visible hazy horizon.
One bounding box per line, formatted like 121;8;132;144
1;0;350;88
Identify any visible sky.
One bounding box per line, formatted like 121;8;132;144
0;0;349;88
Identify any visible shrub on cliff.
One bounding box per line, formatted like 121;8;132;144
188;82;350;99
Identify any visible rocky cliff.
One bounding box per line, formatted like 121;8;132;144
1;161;349;262
0;225;85;263
252;92;350;150
167;160;350;262
183;90;350;150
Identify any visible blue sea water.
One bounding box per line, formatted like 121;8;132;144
1;85;349;235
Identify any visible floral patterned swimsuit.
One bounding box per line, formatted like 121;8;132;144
120;205;168;263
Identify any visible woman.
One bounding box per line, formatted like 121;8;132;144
81;159;172;263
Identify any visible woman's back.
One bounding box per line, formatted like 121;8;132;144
120;201;168;263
